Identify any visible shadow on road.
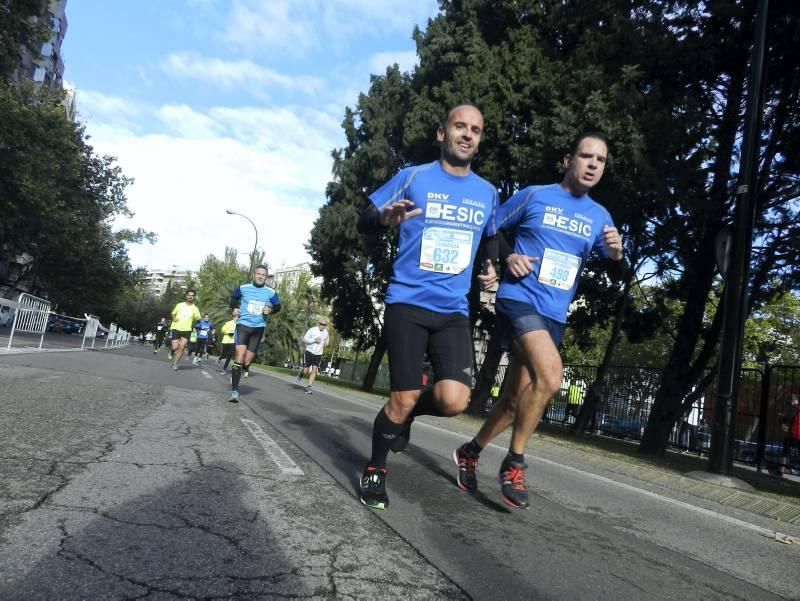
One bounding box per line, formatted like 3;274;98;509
1;462;304;599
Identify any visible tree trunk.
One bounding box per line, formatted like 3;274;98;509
639;235;719;455
571;275;632;434
639;47;748;457
361;329;387;392
469;333;503;416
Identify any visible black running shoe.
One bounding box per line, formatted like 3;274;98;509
390;418;413;453
499;459;529;509
359;467;389;510
453;444;479;492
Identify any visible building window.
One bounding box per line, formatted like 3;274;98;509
33;67;47;82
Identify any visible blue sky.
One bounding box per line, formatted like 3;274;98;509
61;0;439;271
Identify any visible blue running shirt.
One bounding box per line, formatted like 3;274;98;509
496;184;616;323
369;161;498;316
232;283;281;328
195;319;213;340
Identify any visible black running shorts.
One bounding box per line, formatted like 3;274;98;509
303;351;322;368
384;303;472;391
171;330;191;341
235;324;265;354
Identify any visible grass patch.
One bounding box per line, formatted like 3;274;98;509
252;364;391;398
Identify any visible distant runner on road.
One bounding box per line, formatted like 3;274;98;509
153;317;169;354
228;265;281;403
296;318;329;395
216;311;237;376
194;314;214;364
169;290;202;371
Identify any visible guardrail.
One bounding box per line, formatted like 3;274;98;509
0;294;131;354
6;293;50;351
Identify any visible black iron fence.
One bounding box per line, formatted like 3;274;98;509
332;352;799;471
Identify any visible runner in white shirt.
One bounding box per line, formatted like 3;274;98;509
295;318;330;394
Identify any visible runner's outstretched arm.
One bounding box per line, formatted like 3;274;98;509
357;203;389;235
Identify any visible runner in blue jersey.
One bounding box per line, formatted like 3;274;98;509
454;131;626;509
193;314;214;364
356;104;501;510
227;264;281;402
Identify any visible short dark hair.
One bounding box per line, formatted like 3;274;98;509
254;264;269;273
439;103;482;130
569;130;610;156
185;288;196;296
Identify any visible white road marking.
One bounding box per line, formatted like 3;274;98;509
262;369;794;537
240;418;304;476
200;370;213;379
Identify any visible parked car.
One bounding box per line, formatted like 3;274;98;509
0;306;14;327
47;314;64;332
597;414;646;440
61;320;82;335
46;315;82;334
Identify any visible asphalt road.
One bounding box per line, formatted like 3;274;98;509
1;345;798;600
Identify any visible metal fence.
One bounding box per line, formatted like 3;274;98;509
543;363;798;471
6;293;50;351
330;346;798;471
0;293;130;354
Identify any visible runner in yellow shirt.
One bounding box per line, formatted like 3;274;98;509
216;311;237;375
169;289;202;371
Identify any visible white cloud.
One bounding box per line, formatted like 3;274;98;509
81;92;345;272
162;52;322;95
76;89;141;119
221;0;438;53
223;0;315;53
158;104;225;138
368;50;418;75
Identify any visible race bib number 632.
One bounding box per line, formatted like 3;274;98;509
419;227;473;274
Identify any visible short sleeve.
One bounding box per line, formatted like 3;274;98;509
497;187;535;231
368;169;411;211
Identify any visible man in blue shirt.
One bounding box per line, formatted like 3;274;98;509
193;314;214;364
453;131;625;509
356;104;500;510
228;264;281;402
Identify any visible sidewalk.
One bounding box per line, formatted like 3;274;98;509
267;366;800;530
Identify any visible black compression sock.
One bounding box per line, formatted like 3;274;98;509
506;451;525;465
409;388;445;419
368;408;405;469
231;362;242;390
466;439;483;457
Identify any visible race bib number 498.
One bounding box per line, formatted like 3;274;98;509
538;248;581;290
419;227;473;274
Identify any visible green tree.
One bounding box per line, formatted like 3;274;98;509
0;84;153;315
636;1;800;455
742;290;800;367
307;65;416;389
194;247;250;325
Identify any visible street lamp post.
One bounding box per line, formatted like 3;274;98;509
225;209;259;273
